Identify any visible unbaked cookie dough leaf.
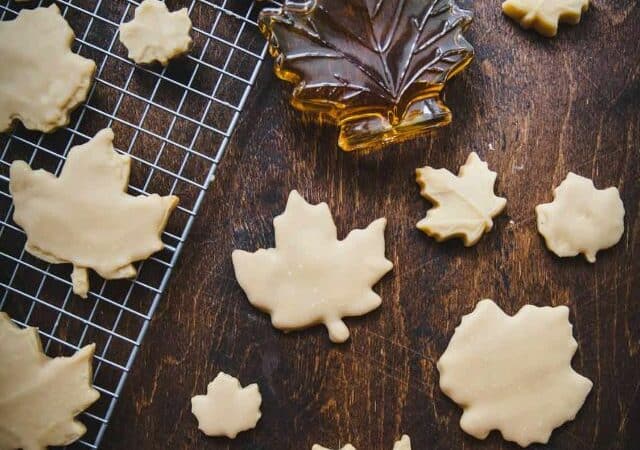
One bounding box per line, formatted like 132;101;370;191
502;0;589;37
232;190;393;343
536;172;624;263
9;128;179;298
416;152;506;246
119;0;192;65
0;5;96;133
312;445;356;450
191;372;262;439
0;312;100;450
437;299;593;447
312;436;410;450
393;435;411;450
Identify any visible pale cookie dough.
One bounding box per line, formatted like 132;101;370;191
437;299;593;447
502;0;589;37
232;190;393;343
9;128;178;298
0;5;96;133
393;435;411;450
313;445;356;450
313;436;411;450
191;372;262;439
536;172;624;263
416;152;506;246
0;312;100;450
119;0;192;65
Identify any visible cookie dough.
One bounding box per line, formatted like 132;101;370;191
437;299;593;447
119;0;192;65
313;445;356;450
502;0;589;37
191;372;262;439
416;152;506;246
0;5;95;132
393;435;411;450
0;312;100;450
232;190;393;343
536;172;624;263
9;128;178;298
313;436;411;450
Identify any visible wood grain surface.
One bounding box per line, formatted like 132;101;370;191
94;1;638;449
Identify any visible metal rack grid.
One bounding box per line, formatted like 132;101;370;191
0;0;274;447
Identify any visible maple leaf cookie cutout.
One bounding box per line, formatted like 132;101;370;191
0;5;96;133
312;445;357;450
119;0;192;65
232;190;393;343
415;152;506;246
536;172;625;263
313;436;411;450
191;372;262;439
502;0;589;37
9;128;178;298
437;299;593;447
0;312;100;450
392;435;411;450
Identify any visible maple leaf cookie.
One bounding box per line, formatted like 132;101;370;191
191;372;262;439
313;445;357;450
9;128;178;298
502;0;589;37
536;172;625;263
119;0;192;65
416;152;506;246
232;190;393;343
313;436;411;450
0;5;96;133
0;312;100;449
438;299;593;447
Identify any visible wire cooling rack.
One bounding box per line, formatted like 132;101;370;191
0;0;273;447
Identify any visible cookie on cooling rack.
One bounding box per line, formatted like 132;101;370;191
0;5;95;133
119;0;193;66
0;312;100;449
9;128;179;298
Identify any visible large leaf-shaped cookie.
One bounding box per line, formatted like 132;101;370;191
9;128;178;298
438;299;593;447
232;190;393;343
0;312;100;450
0;5;95;132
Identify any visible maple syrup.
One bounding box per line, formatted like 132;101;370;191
259;0;474;151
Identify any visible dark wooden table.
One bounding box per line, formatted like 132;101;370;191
103;1;640;449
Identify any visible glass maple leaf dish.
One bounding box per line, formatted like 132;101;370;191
259;0;474;151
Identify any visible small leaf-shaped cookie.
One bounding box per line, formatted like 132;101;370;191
438;300;593;447
313;436;411;450
416;152;506;246
313;445;357;450
0;312;100;450
119;0;192;65
9;128;178;298
191;372;262;439
502;0;589;37
232;190;393;343
535;172;624;263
